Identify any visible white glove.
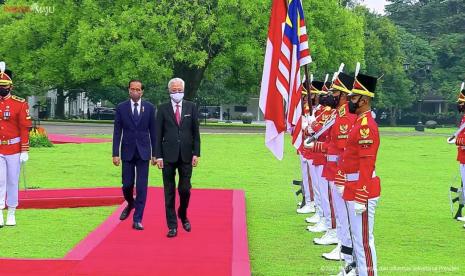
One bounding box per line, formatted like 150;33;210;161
354;202;367;215
20;152;29;163
336;185;344;195
302;116;309;130
304;141;314;149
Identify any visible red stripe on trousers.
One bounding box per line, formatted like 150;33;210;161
362;210;374;276
306;163;314;201
328;182;336;228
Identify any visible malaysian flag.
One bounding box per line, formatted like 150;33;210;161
260;0;311;159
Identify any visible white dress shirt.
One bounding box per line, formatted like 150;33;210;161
171;100;183;114
131;99;141;115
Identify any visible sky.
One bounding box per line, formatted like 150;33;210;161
362;0;389;14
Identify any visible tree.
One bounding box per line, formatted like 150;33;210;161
357;7;414;125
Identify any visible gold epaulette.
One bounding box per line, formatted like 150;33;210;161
324;106;331;111
338;105;346;117
361;116;368;126
11;95;25;102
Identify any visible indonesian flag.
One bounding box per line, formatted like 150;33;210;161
260;0;311;159
259;0;288;160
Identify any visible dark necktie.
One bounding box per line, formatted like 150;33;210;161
133;102;139;121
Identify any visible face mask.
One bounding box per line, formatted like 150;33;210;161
349;96;362;114
319;95;328;106
326;95;339;109
457;103;465;113
0;87;10;97
170;92;184;103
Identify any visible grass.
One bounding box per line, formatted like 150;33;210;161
0;207;116;258
2;133;464;275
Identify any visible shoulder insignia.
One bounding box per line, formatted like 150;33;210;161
361;117;368;126
324;106;331;111
338;106;346;117
11;95;25;102
360;127;370;139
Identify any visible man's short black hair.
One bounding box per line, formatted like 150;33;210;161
128;79;144;90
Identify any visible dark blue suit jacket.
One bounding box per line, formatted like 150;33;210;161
112;100;156;161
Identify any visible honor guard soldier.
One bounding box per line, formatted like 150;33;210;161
0;62;32;227
453;82;465;225
338;64;381;276
311;68;358;266
303;80;325;225
306;79;335;234
296;84;316;214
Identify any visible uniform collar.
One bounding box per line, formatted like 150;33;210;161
0;94;11;101
357;110;372;120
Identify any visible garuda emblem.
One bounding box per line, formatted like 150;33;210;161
360;127;370;139
339;124;348;134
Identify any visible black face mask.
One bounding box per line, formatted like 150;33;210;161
0;87;10;97
457;104;465;113
326;95;341;109
319;95;328;106
349;96;362;114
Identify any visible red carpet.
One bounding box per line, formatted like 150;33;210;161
48;134;111;144
0;187;250;276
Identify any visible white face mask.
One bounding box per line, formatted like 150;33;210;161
170;92;184;103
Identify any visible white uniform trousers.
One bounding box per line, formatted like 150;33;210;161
0;153;21;210
347;198;379;276
308;161;322;217
318;166;336;229
300;154;313;205
460;164;465;199
330;182;353;263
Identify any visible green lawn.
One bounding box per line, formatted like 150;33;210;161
1;133;464;275
0;207;116;258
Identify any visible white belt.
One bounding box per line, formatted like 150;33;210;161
327;155;338;162
0;137;20;145
346;171;376;182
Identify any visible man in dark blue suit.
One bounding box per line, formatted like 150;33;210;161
112;80;157;230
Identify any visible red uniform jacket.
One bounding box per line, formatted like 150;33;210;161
339;111;380;204
455;114;465;164
310;105;332;166
314;103;356;181
0;94;32;155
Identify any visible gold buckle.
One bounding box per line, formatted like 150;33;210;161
0;140;8;145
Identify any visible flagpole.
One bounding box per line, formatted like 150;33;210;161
304;64;312;115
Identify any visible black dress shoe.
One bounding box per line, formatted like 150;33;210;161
132;222;144;230
119;204;134;220
182;219;191;232
167;228;177;238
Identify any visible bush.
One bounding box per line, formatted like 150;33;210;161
398;111;459;125
29;127;53;148
425;120;438;129
240;112;254;124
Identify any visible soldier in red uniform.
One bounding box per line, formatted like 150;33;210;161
311;72;357;266
306;82;335;235
302;81;325;225
337;67;380;276
454;82;465;226
0;62;32;227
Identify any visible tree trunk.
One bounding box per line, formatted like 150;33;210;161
389;106;397;126
174;61;210;101
55;87;66;119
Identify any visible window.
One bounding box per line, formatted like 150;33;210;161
234;106;247;112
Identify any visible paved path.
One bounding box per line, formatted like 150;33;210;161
40;122;265;135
